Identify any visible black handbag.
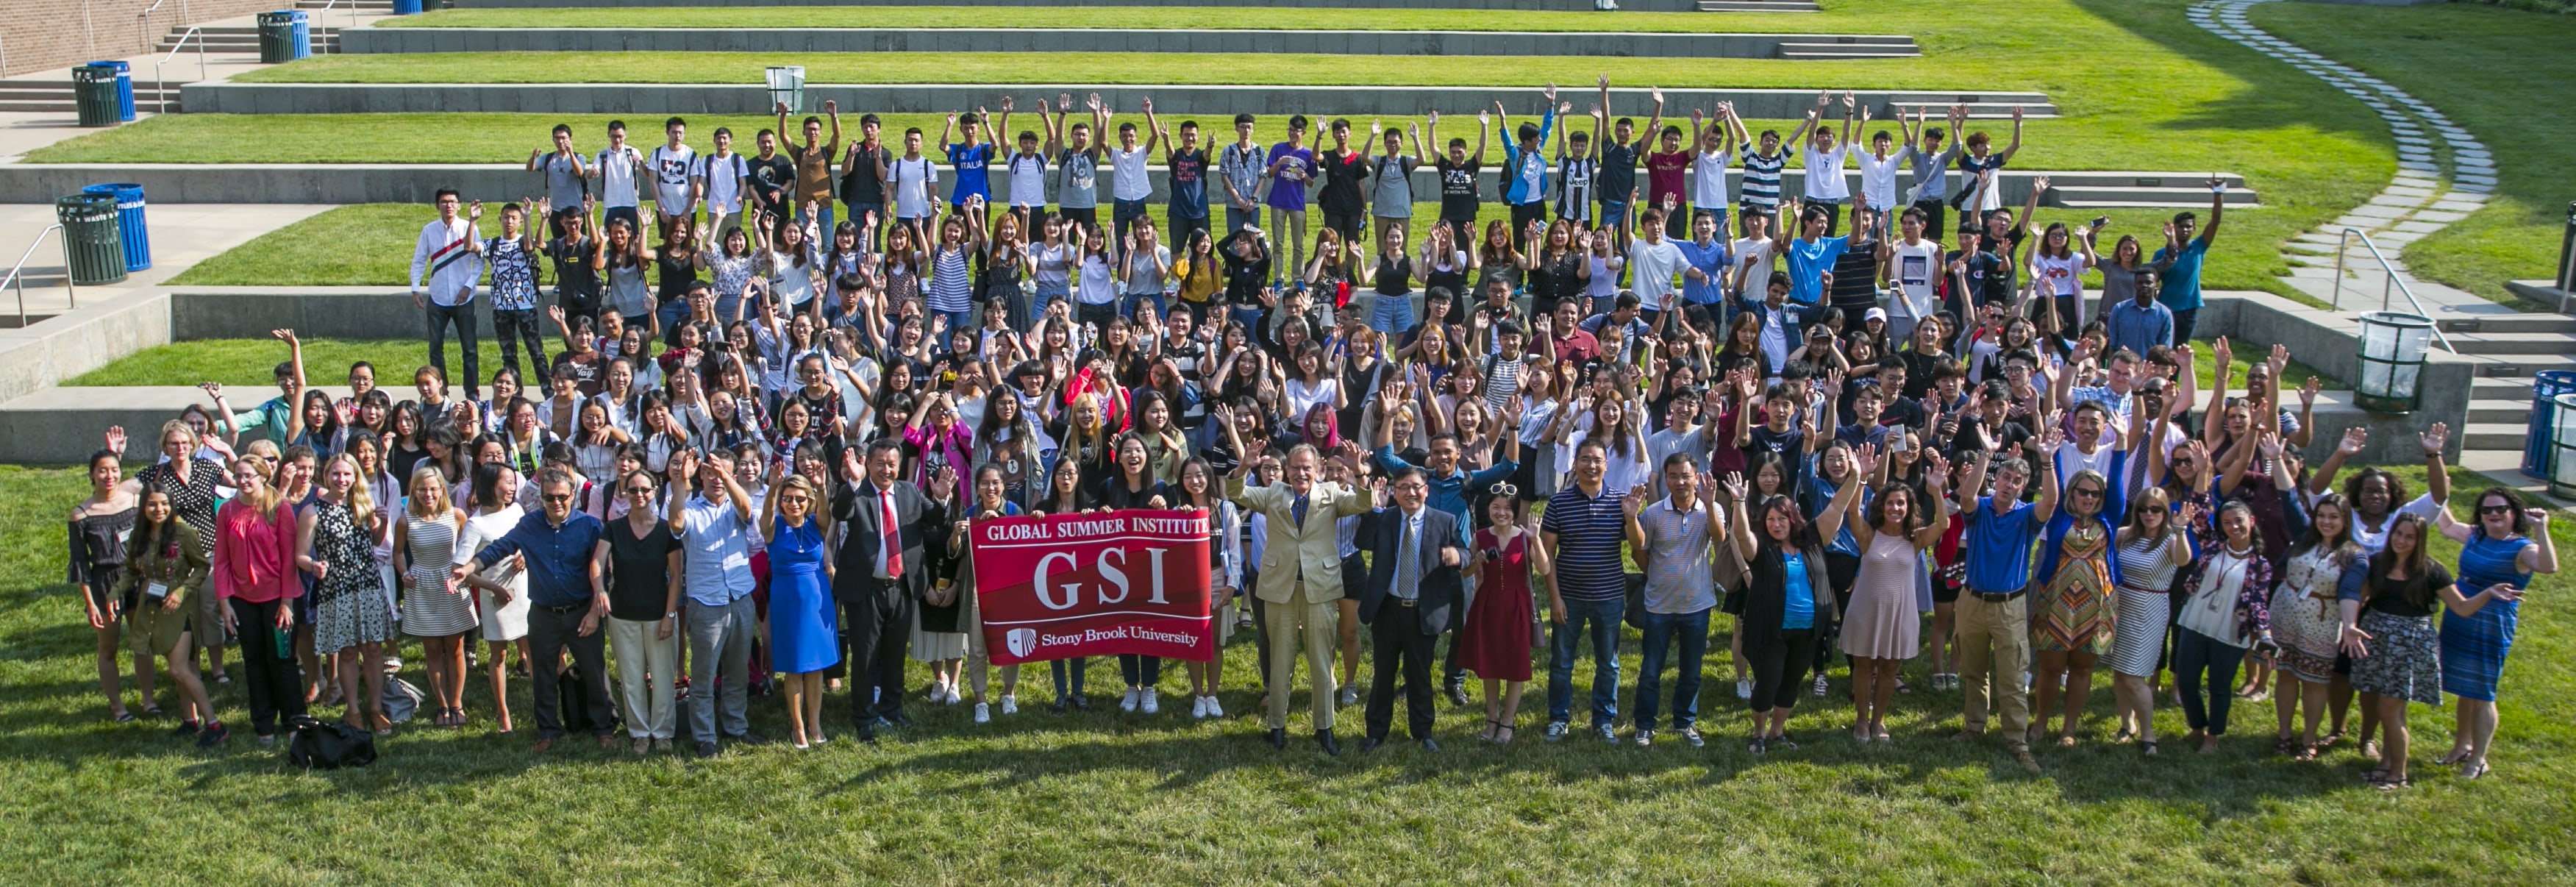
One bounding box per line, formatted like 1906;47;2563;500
287;715;377;769
1621;573;1649;630
557;662;621;735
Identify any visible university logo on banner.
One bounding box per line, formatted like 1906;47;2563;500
971;509;1215;666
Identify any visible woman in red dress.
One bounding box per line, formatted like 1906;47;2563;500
1462;490;1549;744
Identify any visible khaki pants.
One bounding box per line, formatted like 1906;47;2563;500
607;616;679;740
1955;592;2032;749
1265;583;1340;731
962;587;1020;697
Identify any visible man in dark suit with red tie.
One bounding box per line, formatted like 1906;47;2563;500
1357;466;1464;752
832;440;955;743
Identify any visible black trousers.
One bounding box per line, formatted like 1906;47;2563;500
1747;627;1822;714
1364;602;1438;741
424;300;482;396
528;603;613;738
1908;198;1948;244
490;307;547;379
843;588;916;729
229;597;306;737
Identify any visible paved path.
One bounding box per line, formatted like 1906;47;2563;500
0;204;336;320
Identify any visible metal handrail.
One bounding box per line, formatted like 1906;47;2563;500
4;224;74;329
152;25;207;115
2330;227;2455;353
135;0;170;59
311;0;360;49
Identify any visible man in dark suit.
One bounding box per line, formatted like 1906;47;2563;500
1356;466;1464;752
832;439;955;743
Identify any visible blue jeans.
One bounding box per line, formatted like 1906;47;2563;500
1634;608;1711;731
1367;291;1414;333
1547;595;1625;727
1035;280;1071;310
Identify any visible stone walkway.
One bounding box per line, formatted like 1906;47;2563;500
2189;0;2501;315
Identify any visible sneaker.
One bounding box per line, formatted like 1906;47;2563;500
1737;680;1753;700
1338;685;1360;708
1635;729;1655;748
1141;688;1160;714
1191;695;1210;719
1813;674;1830;697
171;720;202;738
1597;723;1619;744
196;722;230;748
1680;727;1706;748
999;695;1018;716
1205;697;1224;718
973;702;991;724
1544;721;1571;742
1120;688;1140;713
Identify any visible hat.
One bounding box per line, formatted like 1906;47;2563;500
1863;307;1888;323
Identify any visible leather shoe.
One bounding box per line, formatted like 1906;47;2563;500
727;731;771;747
1266;727;1288;749
854;724;880;744
1316;729;1341;757
1446;685;1471;707
693;741;720;758
1358;735;1386;753
1419;737;1442;752
532;736;556;752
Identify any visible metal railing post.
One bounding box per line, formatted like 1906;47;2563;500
5;224;70;329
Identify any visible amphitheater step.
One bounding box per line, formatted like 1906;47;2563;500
2440;315;2576;335
1776;42;1920;59
2045;185;2261;208
2465;423;2531;453
1700;0;1820;10
2468;399;2536;426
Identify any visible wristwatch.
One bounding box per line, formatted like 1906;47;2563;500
665;611;678;620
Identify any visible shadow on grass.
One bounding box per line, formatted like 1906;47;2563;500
2070;0;2392;154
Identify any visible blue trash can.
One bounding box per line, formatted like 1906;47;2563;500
2524;370;2576;477
258;11;313;63
390;0;423;14
80;183;151;272
86;60;135;122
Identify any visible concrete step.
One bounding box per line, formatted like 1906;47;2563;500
2475;377;2536;400
2460;352;2576;378
0;101;75;112
2440;314;2576;335
2469;399;2533;425
2047;185;2262;207
1777;43;1919;59
1699;0;1821;10
2057;199;2266;210
2441;331;2576;357
2466;423;2529;452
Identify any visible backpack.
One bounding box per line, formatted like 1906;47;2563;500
382;677;426;724
287;715;377;769
557;662;621;735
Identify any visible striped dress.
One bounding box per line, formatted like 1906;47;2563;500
927;245;974;317
2108;532;2179;677
2441;531;2533;702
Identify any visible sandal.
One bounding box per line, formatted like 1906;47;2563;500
2272;736;2296;755
2141;741;2160;756
2373;776;2413;791
2435;748;2472;766
2294;742;2317;762
1749;735;1769;755
2460;760;2490;780
1494;722;1516;745
2111;727;2135;745
1769;733;1799;750
2360;767;2391;785
139;705;165;718
113;710;137;724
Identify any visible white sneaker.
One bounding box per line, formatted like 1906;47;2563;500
972;702;990;724
999;694;1018;715
1205;696;1224;718
1141;687;1160;714
1120;688;1141;713
1338;685;1360;708
1737;680;1753;700
1191;694;1210;719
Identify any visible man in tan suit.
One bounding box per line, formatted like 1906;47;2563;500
1228;441;1374;755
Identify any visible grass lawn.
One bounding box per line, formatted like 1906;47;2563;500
64;338;478;388
5;459;2574;881
379;5;1879;32
2251;1;2576;306
164;204;423;288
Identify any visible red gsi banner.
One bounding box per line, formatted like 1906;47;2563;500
971;509;1215;666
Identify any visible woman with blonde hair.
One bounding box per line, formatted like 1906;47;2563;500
300;452;393;735
2108;488;2196;754
217;452;304;743
763;469;838;748
396;464;478;727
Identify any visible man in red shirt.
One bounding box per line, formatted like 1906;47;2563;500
1540;299;1602;366
1644;124;1691;243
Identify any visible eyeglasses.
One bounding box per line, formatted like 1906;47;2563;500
2479;505;2515;516
540;494;574;503
624;487;656;496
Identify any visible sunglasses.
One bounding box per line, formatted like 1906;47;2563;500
2479;505;2515;516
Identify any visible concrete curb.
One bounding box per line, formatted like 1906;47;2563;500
448;0;1705;10
0;164;2240;207
342;27;1916;58
179;82;2061;118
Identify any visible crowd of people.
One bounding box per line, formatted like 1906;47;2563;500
63;80;2552;786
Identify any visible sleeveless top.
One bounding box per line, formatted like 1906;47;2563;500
1373;254;1415;296
654;249;698;303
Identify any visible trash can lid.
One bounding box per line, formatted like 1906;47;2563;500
86;60;130;72
82;182;146;197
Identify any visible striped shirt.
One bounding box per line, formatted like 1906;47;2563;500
1542;482;1627;602
1738;146;1786;210
1557;154;1596;224
927;245;974;315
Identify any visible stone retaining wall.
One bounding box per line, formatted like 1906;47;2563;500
341;27;1909;58
447;0;1702;10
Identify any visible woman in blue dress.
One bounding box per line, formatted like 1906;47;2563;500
764;469;840;749
2433;488;2558;780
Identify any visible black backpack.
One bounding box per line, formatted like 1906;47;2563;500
287;715;377;769
556;662;621;735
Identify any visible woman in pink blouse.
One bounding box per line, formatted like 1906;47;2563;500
215;455;307;744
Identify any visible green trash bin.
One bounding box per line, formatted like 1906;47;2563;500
257;11;311;65
71;65;121;128
56;193;127;285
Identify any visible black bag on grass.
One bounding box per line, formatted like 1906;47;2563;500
287;715;377;769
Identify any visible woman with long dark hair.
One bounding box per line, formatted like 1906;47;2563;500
122;484;221;745
1032;457;1098;710
126;420;230;687
2173;500;2274;754
1838;447;1947;744
1724;466;1859;754
2268;493;2361;760
953;464;1025;724
69;448;140;722
2342;513;2449;790
2430;487;2558;780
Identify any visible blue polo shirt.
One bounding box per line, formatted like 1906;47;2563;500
1541;482;1627;602
1962;496;2040;595
1784;235;1849;306
471;508;607;608
2154;238;2209;312
946;142;994;204
1371;446;1516;541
